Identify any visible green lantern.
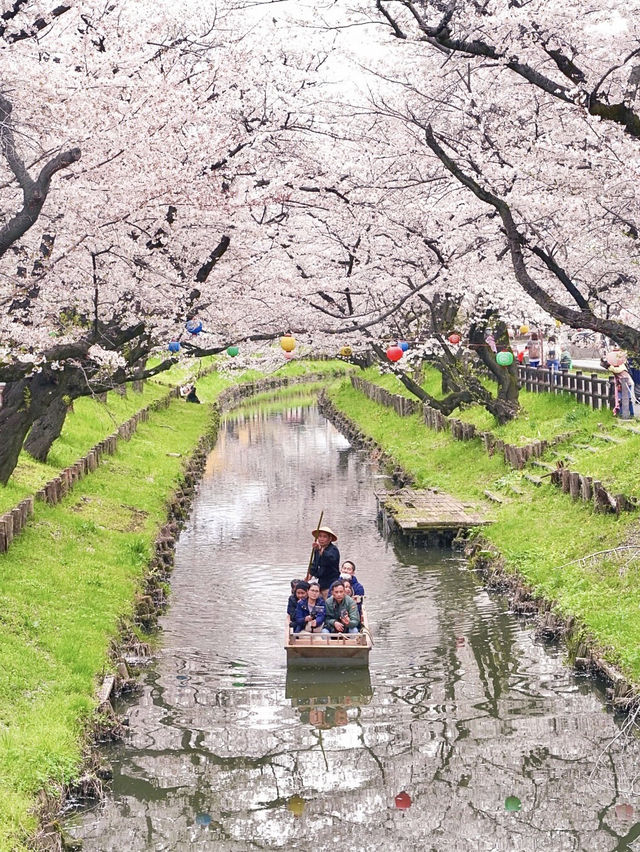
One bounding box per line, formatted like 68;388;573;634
505;796;521;812
227;346;239;357
496;351;514;367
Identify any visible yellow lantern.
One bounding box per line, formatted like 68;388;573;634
280;335;295;352
287;795;305;817
519;325;529;335
339;345;352;357
555;319;561;328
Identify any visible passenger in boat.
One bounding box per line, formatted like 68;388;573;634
322;581;360;634
307;526;340;599
342;579;362;620
287;579;306;621
294;581;326;633
340;560;364;598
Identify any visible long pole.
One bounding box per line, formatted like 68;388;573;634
305;510;324;581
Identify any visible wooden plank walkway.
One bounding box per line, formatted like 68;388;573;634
375;488;491;532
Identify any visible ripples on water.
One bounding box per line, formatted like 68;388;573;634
66;405;640;851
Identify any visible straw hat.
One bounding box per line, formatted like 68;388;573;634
312;526;337;541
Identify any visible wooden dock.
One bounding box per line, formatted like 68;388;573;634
375;488;490;537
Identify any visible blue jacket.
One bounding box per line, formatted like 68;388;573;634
311;542;340;590
294;598;326;633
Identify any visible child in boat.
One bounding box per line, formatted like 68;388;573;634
294;581;326;633
340;560;364;598
287;579;307;621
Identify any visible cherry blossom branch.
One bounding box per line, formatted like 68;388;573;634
378;1;640;138
0;93;81;258
423;124;640;352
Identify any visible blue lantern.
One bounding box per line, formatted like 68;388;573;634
398;341;409;352
186;319;203;335
168;341;180;353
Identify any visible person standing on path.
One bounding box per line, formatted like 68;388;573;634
306;526;340;599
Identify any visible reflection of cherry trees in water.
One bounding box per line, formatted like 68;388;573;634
66;408;640;850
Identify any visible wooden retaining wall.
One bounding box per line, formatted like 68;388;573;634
0;369;346;555
349;375;636;515
0;386;180;554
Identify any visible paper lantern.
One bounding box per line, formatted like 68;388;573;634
504;796;521;812
386;346;403;362
605;349;626;367
448;333;461;345
280;335;296;352
226;345;239;357
339;345;352;357
519;325;529;335
285;351;293;360
287;795;305;817
615;803;634;821
398;340;409;352
186;319;203;335
395;791;412;810
168;341;180;353
555;319;561;328
496;351;514;366
195;813;212;826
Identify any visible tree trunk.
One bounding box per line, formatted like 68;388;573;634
0;379;43;485
23;397;69;462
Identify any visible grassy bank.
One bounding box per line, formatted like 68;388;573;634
0;360;351;850
328;379;640;684
0;369;234;850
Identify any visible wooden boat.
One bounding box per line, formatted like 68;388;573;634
285;607;372;667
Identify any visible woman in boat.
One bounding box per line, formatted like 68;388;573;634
343;579;362;620
323;581;360;634
294;581;326;633
287;580;308;621
307;526;340;598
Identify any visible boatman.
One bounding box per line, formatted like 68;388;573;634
306;525;340;599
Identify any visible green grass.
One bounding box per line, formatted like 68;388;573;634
0;370;240;851
0;383;170;515
0;364;353;849
329;379;640;684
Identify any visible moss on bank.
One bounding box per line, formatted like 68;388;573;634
328;379;640;686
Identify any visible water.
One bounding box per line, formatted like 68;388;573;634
66;404;640;851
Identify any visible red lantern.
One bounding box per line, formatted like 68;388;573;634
448;333;461;345
386;346;403;362
395;791;412;810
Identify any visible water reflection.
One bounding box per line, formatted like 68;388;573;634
286;668;373;730
65;404;640;851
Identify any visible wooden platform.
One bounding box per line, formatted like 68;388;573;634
375;488;490;533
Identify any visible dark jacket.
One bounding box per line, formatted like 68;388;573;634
287;594;299;621
324;594;360;632
311;542;340;590
294;598;326;633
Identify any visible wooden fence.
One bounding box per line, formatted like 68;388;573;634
517;366;613;410
349;375;636;513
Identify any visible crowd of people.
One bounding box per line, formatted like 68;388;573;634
286;526;365;635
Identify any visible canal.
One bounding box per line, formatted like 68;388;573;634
66;401;640;850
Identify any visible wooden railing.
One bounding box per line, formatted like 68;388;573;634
517;366;613;410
